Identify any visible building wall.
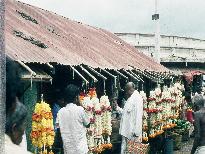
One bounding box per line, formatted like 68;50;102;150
116;33;205;63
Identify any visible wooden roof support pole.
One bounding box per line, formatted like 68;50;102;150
46;63;54;69
127;67;143;80
70;66;89;84
122;69;140;81
129;70;144;82
80;65;98;83
129;66;154;81
144;69;160;80
151;71;164;80
101;69;117;79
114;70;129;80
142;72;156;81
101;69;117;88
87;66;107;80
17;60;37;76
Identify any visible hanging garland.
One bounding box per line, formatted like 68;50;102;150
100;96;112;150
30;100;55;154
146;83;184;139
82;88;112;154
140;91;149;142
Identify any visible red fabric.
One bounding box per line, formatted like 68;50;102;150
186;111;194;123
183;70;204;84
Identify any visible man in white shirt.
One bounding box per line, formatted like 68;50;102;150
56;84;90;154
115;82;143;154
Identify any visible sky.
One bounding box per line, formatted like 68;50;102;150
19;0;205;39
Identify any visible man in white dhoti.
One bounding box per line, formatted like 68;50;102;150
116;82;143;154
56;84;90;154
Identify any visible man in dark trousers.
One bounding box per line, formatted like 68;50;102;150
191;97;205;154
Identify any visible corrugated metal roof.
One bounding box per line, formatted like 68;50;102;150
5;0;169;72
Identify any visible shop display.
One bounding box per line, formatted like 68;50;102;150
28;80;186;154
145;83;184;139
82;88;112;154
31;100;55;154
140;91;149;142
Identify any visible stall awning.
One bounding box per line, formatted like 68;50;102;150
19;62;52;82
5;0;168;73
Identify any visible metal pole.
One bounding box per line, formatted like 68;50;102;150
154;0;161;63
0;0;5;153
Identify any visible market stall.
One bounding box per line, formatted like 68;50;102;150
6;1;172;154
141;82;192;153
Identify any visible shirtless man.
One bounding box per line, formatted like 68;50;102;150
191;97;205;154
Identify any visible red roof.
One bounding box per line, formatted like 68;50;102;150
5;0;168;72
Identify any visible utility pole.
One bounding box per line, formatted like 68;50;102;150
0;0;5;153
152;0;161;63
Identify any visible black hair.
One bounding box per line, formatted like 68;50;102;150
6;101;27;135
63;84;80;103
6;57;21;114
54;89;64;101
6;58;28;137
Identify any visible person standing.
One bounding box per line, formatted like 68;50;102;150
5;58;32;154
56;84;90;154
52;90;65;131
116;82;144;154
191;97;205;154
111;97;122;154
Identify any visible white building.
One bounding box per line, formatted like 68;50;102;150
115;33;205;74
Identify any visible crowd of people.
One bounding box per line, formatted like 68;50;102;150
5;58;205;154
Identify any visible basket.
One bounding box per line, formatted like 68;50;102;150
127;140;149;154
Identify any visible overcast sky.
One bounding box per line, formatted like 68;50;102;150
19;0;205;39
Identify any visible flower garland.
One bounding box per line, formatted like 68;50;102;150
82;88;112;154
146;83;184;139
92;97;102;139
100;96;112;150
82;96;96;151
140;91;149;142
31;100;54;154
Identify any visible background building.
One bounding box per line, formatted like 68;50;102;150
116;32;205;94
116;33;205;74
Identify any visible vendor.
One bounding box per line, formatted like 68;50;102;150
115;82;143;154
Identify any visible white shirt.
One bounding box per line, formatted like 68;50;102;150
56;103;90;154
19;132;27;150
118;90;143;139
5;135;32;154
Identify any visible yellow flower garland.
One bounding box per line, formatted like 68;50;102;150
31;100;55;154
